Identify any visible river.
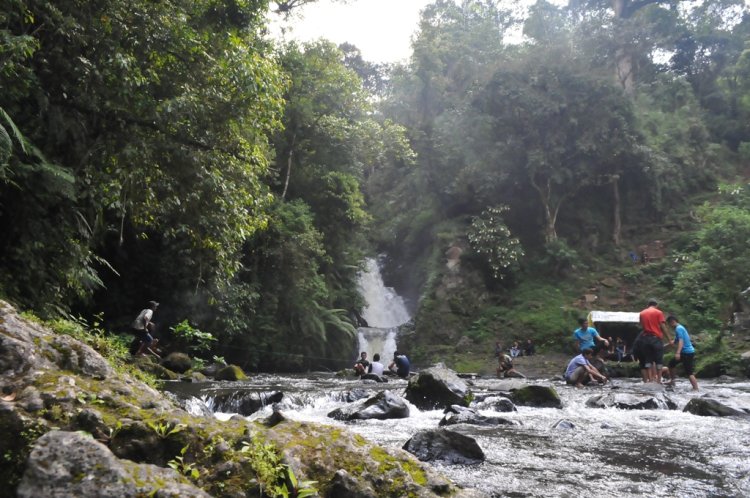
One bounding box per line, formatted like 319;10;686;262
165;374;750;498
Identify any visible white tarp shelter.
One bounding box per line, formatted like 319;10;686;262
587;311;640;324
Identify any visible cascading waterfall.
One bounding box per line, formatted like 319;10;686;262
355;257;410;364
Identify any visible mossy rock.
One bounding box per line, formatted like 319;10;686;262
215;364;247;381
134;356;179;380
511;385;562;409
694;351;742;378
161;352;193;374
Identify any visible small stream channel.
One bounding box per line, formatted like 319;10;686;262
164;375;750;498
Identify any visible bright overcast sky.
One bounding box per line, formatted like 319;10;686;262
269;0;568;64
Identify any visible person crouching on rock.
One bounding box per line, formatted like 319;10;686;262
131;300;160;358
497;352;523;378
564;348;607;387
353;351;370;375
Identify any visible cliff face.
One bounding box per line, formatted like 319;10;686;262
0;300;478;498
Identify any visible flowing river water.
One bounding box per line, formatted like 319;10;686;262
165;259;750;497
165;374;750;498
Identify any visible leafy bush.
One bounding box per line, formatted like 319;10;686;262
467;206;524;280
170;320;217;355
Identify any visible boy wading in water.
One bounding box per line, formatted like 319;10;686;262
666;315;699;390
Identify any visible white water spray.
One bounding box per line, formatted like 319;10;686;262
356;258;410;363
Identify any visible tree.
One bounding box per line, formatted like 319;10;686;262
0;0;285;317
475;45;642;243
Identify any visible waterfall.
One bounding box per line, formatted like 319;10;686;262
356;258;410;364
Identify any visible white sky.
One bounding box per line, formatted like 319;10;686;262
269;0;567;64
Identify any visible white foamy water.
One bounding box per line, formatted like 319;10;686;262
355;257;410;362
165;375;750;498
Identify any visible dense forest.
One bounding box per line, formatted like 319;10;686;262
2;0;750;372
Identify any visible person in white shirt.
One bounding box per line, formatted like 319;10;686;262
368;353;385;375
132;300;159;357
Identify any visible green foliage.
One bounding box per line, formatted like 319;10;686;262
672;184;750;331
168;445;200;480
147;421;185;439
538;240;579;277
241;438;318;498
170;320;217;355
36;313;157;386
467;206;524;280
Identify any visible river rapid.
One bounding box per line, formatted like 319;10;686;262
165;374;750;498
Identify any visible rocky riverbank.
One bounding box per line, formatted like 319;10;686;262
0;301;484;498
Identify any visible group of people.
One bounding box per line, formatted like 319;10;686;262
506;340;535;358
353;351;410;378
565;299;699;390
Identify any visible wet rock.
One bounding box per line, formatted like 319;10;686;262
403;429;485;465
405;363;470;410
552;419;576;430
510;385;563;409
360;373;388;382
215;364;247;381
328;469;377;498
585;392;676;410
161;352;192;373
488;379;526;392
683;398;746;417
328;390;409;421
17;430;210;498
180;371;208;382
212;391;283;416
260;407;287;427
439;405;516;427
472;395;517;413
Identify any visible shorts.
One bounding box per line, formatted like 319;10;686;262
639;334;664;367
668;352;695;375
565;366;589;385
133;329;154;345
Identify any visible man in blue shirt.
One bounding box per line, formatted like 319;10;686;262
666;315;699;390
573;317;609;353
389;351;410;378
564;348;608;387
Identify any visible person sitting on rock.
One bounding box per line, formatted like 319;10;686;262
353;351;370;376
496;353;523;378
564;348;607;387
388;351;410;378
368;353;385;376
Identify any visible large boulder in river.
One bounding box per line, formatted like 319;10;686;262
17;430;210;498
403;428;485;465
683;398;747;417
586;392;676;410
328;390;409;421
439;405;516;427
510;385;563;409
212;390;283;416
405;363;469;410
215;364;247;381
161;352;192;373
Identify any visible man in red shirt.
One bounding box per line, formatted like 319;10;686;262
639;299;672;382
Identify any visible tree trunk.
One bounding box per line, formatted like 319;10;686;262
281;132;296;200
612;175;621;247
615;48;635;96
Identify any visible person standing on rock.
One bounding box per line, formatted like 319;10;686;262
573;317;608;353
132;300;160;357
666;315;699;390
639;298;671;382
